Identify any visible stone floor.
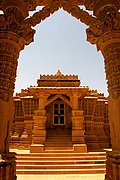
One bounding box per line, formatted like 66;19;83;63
17;174;105;180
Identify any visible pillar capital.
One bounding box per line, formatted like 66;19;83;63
93;0;119;21
86;10;120;46
71;93;79;110
0;6;35;46
0;0;37;17
86;12;120;100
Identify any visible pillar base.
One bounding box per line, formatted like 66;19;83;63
30;144;44;153
0;152;17;180
85;134;99;151
32;129;46;144
105;150;120;180
73;144;87;153
72;129;85;143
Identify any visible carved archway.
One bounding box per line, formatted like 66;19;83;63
0;0;120;179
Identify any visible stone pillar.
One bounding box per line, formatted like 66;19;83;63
0;32;24;153
71;93;87;152
100;40;120;151
32;109;46;144
25;121;33;144
95;120;108;149
30;94;47;152
99;37;120;179
85;120;99;151
72;110;85;143
0;153;16;180
0;31;25;180
105;151;120;180
86;0;120;178
0;0;35;178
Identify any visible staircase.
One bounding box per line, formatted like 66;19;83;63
44;129;73;151
16;128;106;175
16;151;106;175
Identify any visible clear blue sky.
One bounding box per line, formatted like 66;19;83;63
15;8;108;96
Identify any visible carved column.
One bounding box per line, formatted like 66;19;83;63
0;0;36;178
0;32;26;180
98;36;120;151
86;0;120;179
30;93;47;152
98;33;120;180
72;110;85;143
71;93;87;152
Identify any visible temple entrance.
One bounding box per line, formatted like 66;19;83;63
46;98;72;129
45;98;72;150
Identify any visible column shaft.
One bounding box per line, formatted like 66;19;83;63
0;32;24;154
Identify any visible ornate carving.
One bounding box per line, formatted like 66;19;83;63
93;0;119;20
50;0;60;13
0;30;29;154
23;0;96;29
86;11;120;45
0;5;35;45
84;0;96;11
102;42;120;99
0;43;18;100
2;0;29;18
23;0;37;11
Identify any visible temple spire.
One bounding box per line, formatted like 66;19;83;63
56;70;62;76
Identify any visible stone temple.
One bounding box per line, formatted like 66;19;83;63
0;0;120;179
10;70;111;153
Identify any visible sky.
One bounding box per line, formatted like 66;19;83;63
15;8;108;96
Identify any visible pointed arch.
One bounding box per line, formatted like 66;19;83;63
45;94;72;107
24;0;96;29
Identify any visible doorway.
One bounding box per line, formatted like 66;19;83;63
53;102;65;126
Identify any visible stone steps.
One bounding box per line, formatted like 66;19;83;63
17;152;106;157
17;156;106;161
17;164;105;169
44;147;74;151
45;144;73;147
17;159;105;165
45;129;73;149
17;168;105;175
16;152;106;175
